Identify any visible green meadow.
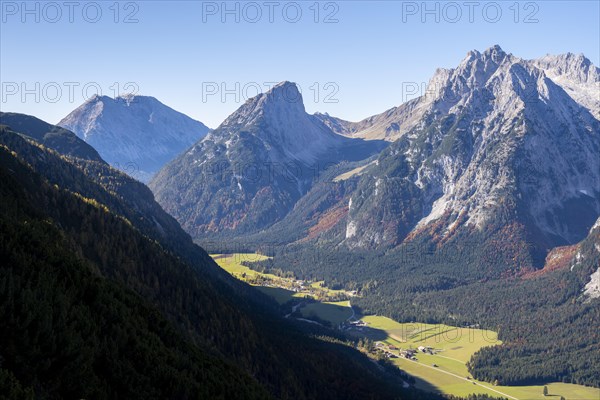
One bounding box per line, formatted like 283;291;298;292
358;316;600;400
211;254;354;326
300;300;354;326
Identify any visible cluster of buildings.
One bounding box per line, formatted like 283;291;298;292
374;343;437;361
374;342;400;359
342;319;367;332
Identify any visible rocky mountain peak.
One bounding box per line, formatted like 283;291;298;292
425;45;517;108
534;52;599;83
482;44;508;61
530;52;600;119
149;81;388;237
459;45;512;76
218;81;305;130
263;81;304;106
206;81;341;165
321;47;600;255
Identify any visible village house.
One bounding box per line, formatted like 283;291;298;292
400;349;417;359
418;346;433;353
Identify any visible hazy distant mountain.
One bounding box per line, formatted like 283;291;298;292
59;94;209;182
149;82;387;238
533;52;600;120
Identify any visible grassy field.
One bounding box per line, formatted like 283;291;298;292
333;164;370;181
300;300;354;326
211;254;354;326
308;280;350;299
212;253;307;303
211;253;274;279
360;316;500;363
357;316;600;400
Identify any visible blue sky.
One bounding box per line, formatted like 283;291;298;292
1;0;598;127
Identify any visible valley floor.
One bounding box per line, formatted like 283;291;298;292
211;253;600;400
351;316;600;400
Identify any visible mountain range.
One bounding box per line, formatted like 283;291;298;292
150;46;600;272
312;46;600;257
3;44;599;395
316;47;600;140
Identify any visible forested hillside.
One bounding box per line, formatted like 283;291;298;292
0;112;103;162
0;148;267;399
0;120;442;399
